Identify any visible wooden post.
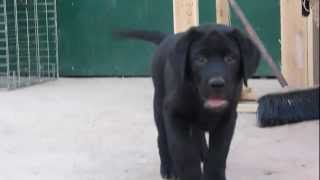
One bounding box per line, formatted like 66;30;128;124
216;0;257;100
173;0;199;33
215;0;256;101
216;0;230;25
307;0;319;86
280;0;318;88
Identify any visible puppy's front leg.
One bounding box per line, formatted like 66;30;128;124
164;110;202;180
204;113;237;180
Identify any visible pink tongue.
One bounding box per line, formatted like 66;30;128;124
206;99;227;108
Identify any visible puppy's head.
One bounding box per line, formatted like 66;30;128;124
171;24;260;112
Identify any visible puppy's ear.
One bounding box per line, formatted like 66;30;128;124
230;29;261;86
170;27;201;83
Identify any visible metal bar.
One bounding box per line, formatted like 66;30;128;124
4;0;10;89
6;19;54;23
34;0;41;80
14;0;21;85
4;2;55;7
6;17;56;22
0;55;54;58
0;55;9;58
44;0;50;78
7;33;57;40
0;62;56;66
5;10;56;15
53;0;58;78
7;47;57;51
25;0;31;81
1;0;58;89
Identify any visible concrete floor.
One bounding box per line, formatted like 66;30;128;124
0;78;318;180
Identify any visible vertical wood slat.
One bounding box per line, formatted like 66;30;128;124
173;0;199;33
216;0;257;101
216;0;230;25
307;0;319;86
173;0;256;101
281;0;319;87
281;0;309;88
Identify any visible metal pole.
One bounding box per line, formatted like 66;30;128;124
53;0;59;78
3;0;10;89
44;0;50;78
25;0;31;81
34;0;40;80
13;0;21;86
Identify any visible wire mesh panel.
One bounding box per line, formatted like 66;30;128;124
0;0;58;89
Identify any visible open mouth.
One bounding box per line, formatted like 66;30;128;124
204;97;229;110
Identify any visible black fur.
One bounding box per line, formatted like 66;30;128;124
114;24;260;180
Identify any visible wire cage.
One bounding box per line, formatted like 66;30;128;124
0;0;58;90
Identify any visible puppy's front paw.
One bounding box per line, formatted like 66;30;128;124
160;163;177;180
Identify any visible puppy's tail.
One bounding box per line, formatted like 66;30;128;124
112;30;167;45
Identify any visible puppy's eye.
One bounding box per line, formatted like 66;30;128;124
224;55;236;64
196;57;208;65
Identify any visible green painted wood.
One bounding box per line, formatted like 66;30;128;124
199;0;216;24
58;0;173;76
229;0;281;76
58;0;279;76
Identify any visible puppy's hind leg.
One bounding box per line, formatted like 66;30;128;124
153;92;177;179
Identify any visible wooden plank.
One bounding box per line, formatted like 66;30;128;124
237;102;258;113
216;0;230;25
307;0;319;86
173;0;199;33
240;87;257;101
215;0;256;101
281;0;309;88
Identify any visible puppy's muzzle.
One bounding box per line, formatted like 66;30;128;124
203;77;229;111
208;77;225;88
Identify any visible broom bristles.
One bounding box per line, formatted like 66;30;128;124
257;87;319;127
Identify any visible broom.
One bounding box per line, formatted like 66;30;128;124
228;0;320;127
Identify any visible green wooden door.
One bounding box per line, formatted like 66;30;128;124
58;0;280;76
229;0;281;76
58;0;173;76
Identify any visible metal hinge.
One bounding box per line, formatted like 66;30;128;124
302;0;310;17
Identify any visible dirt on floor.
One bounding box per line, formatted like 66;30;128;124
0;78;318;180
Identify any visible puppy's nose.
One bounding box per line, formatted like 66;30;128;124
208;77;225;88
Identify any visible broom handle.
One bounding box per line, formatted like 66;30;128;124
227;0;288;87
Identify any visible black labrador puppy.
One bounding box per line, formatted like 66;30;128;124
114;24;260;180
